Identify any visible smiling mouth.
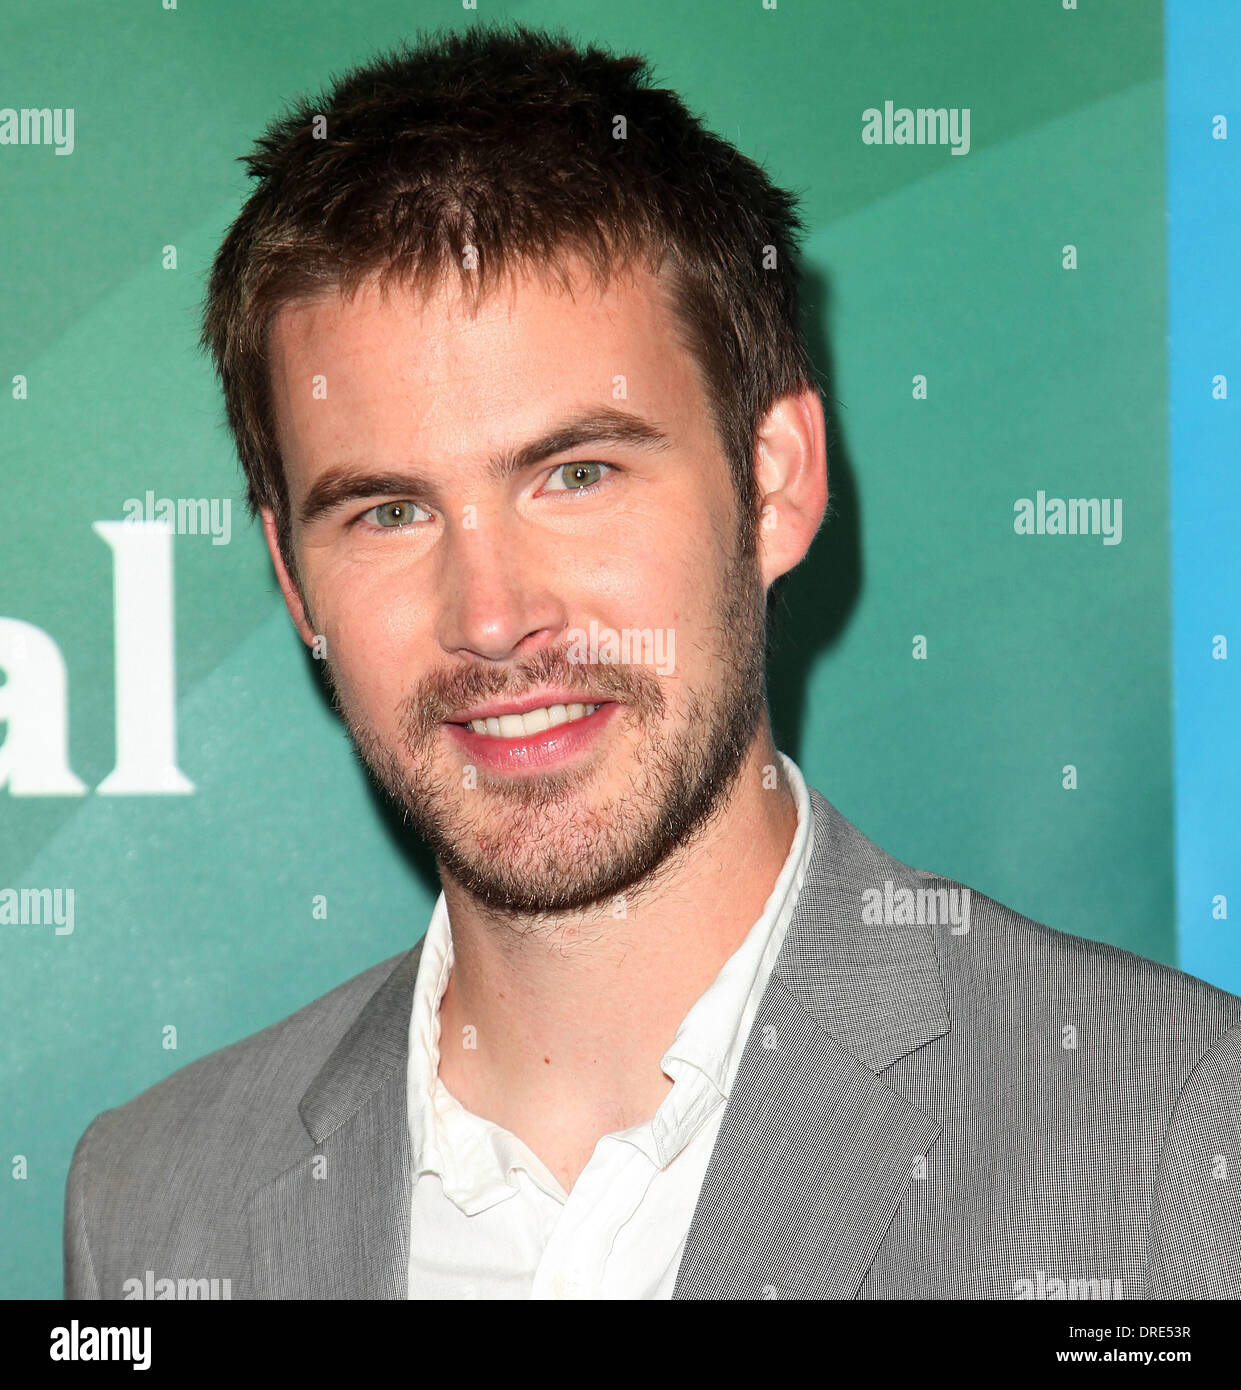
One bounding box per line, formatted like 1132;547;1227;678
452;702;609;738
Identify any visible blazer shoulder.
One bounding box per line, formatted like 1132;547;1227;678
803;783;1241;1050
955;873;1237;1003
72;943;420;1177
909;865;1241;1063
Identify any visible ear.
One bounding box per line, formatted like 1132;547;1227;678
260;507;318;647
752;386;829;590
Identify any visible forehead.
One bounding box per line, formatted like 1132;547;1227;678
266;254;710;486
272;250;676;347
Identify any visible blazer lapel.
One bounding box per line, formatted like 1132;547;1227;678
248;943;424;1299
674;787;950;1299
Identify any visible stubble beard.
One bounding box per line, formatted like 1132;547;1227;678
322;527;770;922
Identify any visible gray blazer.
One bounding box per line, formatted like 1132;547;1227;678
64;787;1241;1298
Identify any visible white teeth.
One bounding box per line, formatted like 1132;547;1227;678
519;706;551;734
467;703;602;737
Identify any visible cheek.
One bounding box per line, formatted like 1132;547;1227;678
582;522;700;617
316;574;427;712
316;552;430;634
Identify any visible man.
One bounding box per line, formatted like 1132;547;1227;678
65;22;1240;1300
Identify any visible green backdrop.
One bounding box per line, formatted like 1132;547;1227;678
1;0;1171;1298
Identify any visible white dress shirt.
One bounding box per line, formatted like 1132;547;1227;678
405;751;815;1299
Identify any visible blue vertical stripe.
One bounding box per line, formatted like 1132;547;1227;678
1167;0;1241;991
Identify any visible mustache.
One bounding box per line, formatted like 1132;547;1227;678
398;645;666;745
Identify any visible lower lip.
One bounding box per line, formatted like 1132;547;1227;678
443;702;621;773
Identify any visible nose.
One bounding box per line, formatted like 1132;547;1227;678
434;509;569;665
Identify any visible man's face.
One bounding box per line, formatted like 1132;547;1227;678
266;256;770;918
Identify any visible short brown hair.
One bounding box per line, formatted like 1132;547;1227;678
200;20;820;592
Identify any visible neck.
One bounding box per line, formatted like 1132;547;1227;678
434;719;799;1167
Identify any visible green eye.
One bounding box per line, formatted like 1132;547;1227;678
371;501;421;528
548;461;608;491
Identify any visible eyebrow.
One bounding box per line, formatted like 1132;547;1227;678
296;406;675;527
